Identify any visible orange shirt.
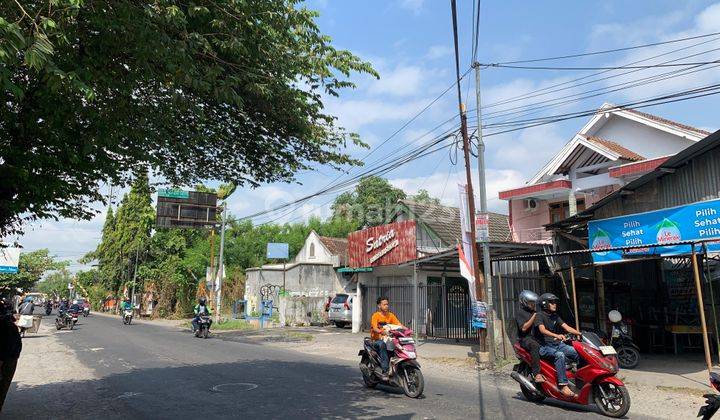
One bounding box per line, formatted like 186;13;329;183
370;311;401;341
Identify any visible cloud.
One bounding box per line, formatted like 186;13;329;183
367;65;425;97
324;97;432;132
400;0;424;15
426;45;453;60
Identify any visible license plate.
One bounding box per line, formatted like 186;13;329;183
599;345;617;356
332;308;340;312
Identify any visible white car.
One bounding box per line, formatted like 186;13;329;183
327;293;354;328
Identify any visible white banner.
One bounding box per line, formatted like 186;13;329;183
0;247;20;274
457;184;477;302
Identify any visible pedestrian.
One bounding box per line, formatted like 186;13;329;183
0;297;22;412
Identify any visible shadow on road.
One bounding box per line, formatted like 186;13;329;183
4;359;422;419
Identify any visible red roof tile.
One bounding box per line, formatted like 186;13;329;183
623;108;711;136
584;136;645;161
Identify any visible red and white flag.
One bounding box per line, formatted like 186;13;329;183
457;244;477;302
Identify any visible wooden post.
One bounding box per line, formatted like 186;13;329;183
692;246;713;373
569;257;580;331
497;272;507;359
595;266;606;334
704;251;720;364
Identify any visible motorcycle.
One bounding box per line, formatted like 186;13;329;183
123;309;133;325
699;372;720;419
608;310;640;369
45;304;52;316
55;311;74;330
68;309;80;325
82;307;90;317
511;332;630;418
194;315;212;339
358;325;424;398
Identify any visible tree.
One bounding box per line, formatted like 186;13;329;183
36;268;72;299
411;189;440;205
331;176;406;227
0;1;377;236
0;249;67;293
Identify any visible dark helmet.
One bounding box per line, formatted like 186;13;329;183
539;293;560;311
199;297;207;305
518;290;539;310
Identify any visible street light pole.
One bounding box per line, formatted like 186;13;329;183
474;62;496;363
215;201;228;323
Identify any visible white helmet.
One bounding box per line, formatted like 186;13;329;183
608;310;622;323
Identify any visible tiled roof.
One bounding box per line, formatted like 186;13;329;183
624;108;711;136
584;136;645;161
318;235;348;265
396;200;511;244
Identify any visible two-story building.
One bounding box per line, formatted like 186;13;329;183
498;103;710;243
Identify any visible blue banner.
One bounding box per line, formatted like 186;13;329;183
588;198;720;264
266;242;289;259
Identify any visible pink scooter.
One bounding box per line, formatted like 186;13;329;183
358;326;424;398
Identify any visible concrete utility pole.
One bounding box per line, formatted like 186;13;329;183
450;0;487;354
215;201;228;324
473;62;496;362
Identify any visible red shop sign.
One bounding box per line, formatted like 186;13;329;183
347;220;417;268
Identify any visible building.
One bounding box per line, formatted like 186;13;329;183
543;129;720;355
499;103;710;243
244;231;352;314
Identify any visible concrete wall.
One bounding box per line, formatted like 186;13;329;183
509;198;551;242
295;231;337;266
592;115;695;159
279;296;328;326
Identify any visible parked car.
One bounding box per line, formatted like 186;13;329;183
328;293;354;328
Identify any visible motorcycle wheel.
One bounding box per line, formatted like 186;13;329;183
56;322;62;330
195;328;201;338
617;346;640;369
360;358;379;389
400;365;424;398
203;327;209;339
517;364;546;403
68;321;74;330
593;382;631;418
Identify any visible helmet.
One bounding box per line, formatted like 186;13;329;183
608;310;622;323
518;290;539;310
199;297;207;305
539;293;560;311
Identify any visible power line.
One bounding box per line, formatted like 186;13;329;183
488;31;720;65
481;59;720;71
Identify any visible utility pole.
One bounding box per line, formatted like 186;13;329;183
473;60;496;362
131;244;140;309
450;0;486;352
215;201;228;324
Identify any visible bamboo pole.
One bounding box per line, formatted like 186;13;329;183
569;257;580;331
497;272;507;359
692;246;713;373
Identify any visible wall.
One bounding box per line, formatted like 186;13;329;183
509;198;551;241
592;115;695;159
295;232;336;265
279;295;328;326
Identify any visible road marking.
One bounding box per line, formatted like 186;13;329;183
90;347;104;352
210;383;259;393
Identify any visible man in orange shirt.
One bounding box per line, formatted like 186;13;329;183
370;296;403;381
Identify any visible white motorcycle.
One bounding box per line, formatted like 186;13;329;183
123;309;133;325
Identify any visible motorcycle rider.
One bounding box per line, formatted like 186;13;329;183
515;290;545;383
370;296;403;382
58;299;69;314
120;298;133;314
192;297;212;333
44;299;52;314
535;293;581;398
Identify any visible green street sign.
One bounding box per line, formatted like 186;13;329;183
158;188;189;199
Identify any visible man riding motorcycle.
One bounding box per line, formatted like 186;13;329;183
515;290;544;384
535;293;582;398
120;298;133;312
370;296;403;382
191;298;212;333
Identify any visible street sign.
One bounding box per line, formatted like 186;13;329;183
475;213;490;242
266;243;289;259
156;190;218;229
158;188;190;199
0;247;20;274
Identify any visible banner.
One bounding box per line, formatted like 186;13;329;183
471;301;487;330
0;247;20;274
458;184;476;301
588;198;720;264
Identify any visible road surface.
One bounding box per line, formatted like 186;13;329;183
4;313;647;419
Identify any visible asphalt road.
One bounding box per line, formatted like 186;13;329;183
3;314;647;419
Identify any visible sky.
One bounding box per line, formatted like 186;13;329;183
11;0;720;272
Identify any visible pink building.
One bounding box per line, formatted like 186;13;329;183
499;103;710;243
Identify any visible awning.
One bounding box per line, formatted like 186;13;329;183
397;241;545;270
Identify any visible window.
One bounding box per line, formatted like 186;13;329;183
309;243;315;258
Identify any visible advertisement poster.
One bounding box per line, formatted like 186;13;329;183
588;198;720;264
471;301;487;330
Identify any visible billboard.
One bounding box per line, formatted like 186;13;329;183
348;220;417;268
266;243;289;259
588;198;720;264
156;190;218;229
0;247;20;274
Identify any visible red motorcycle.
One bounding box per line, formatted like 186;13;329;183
358;326;424;398
511;332;630;418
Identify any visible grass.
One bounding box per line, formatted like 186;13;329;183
180;318;256;331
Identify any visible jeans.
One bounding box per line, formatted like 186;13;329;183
372;340;390;373
519;336;542;376
539;342;578;385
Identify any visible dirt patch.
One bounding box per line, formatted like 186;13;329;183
656;385;708;397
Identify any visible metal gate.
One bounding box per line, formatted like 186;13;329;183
362;284;425;330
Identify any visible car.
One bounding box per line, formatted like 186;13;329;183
327;293;355;328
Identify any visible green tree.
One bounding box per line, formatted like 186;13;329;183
0;1;377;236
37;268;72;299
411;189;440;205
331;176;406;227
0;249;67;292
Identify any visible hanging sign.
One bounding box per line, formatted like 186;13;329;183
0;247;20;274
589;198;720;264
471;301;487;330
475;213;490;242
